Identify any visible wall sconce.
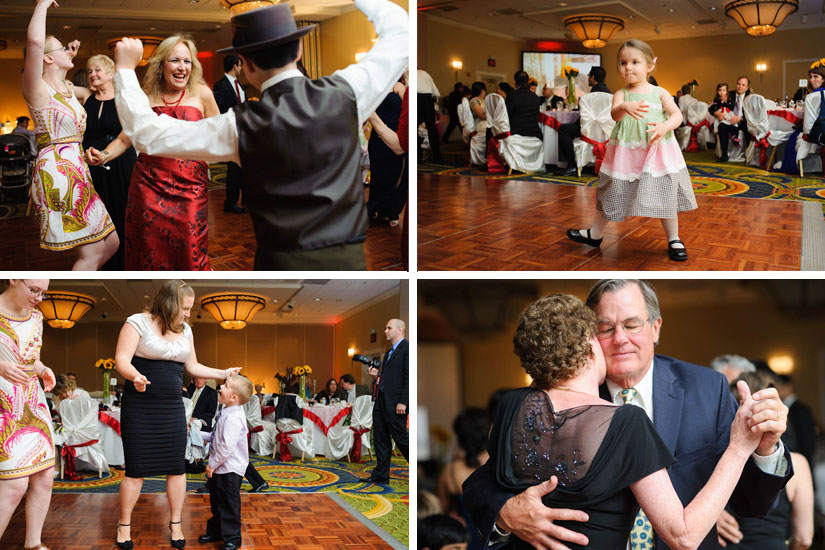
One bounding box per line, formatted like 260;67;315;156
768;354;794;374
347;347;355;357
755;62;767;83
355;51;366;62
451;59;463;81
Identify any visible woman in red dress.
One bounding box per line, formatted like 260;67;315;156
88;35;219;270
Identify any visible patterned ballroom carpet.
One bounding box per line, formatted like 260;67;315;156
419;148;825;215
52;454;409;547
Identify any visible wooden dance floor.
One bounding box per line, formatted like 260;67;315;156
0;189;404;271
419;173;818;271
3;493;397;550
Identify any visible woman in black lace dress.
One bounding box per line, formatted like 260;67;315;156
82;54;136;270
487;294;762;550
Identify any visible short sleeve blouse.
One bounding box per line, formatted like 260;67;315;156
125;312;192;362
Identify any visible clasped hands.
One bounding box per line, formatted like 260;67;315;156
84;147;110;166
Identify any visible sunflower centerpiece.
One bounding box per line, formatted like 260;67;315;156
293;365;313;399
95;357;116;398
562;66;580;107
687;78;699;97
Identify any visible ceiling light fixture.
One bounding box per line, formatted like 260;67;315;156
200;293;267;330
107;37;163;66
37;292;95;329
220;0;279;17
724;0;798;36
564;14;625;48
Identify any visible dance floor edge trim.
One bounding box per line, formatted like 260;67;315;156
328;492;407;550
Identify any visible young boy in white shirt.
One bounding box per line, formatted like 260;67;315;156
197;374;254;550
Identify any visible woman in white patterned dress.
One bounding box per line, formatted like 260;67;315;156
0;279;57;550
22;0;118;270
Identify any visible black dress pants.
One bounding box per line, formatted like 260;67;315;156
224;161;244;207
557;121;581;166
371;393;409;481
417;93;443;162
442;112;460;143
717;119;750;158
244;462;265;488
205;472;243;545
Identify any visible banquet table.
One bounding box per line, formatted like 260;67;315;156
98;409;124;466
540;109;580;166
260;402;352;457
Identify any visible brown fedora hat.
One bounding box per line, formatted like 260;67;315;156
217;4;315;55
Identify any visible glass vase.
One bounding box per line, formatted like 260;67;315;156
299;375;306;399
103;371;110;399
567;76;576;107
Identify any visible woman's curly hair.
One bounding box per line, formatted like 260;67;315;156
513;293;598;390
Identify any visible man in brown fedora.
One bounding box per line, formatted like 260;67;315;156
112;0;408;270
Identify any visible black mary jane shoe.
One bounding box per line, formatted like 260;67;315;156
116;523;134;550
668;239;688;261
565;228;603;247
169;521;186;549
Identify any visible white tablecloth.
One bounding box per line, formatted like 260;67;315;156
52;409;124;470
541;110;580;166
303;403;352;457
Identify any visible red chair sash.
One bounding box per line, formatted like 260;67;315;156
539;112;562;130
61;439;99;480
767;110;802;125
486;136;507;174
349;427;371;463
261;406;275;418
98;411;121;435
750;132;772;168
686;119;711;153
302;406;352;435
275;428;302;461
579;135;609;174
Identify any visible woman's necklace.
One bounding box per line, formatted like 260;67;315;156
162;88;186;107
0;302;27;319
554;386;595;396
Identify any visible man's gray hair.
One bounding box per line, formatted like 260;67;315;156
710;354;755;374
585;279;662;321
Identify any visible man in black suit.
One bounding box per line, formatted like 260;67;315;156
339;373;371;403
777;375;816;465
213;55;247;214
505;70;542;140
364;318;409;484
442;82;464;143
719;76;751;162
554;66;610;176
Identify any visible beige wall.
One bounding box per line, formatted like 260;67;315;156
0;58;28;131
334;294;404;387
321;0;408;76
420;17;823;104
600;28;823;102
419;14;531;101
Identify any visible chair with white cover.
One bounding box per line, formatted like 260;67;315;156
675;101;712;151
272;395;312;462
59;397;109;479
796;90;824;176
326;395;374;461
458;98;474;145
487;95;544;173
244;397;277;456
744;94;794;169
573;92;615;177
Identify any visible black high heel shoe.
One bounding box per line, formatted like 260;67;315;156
170;520;186;549
116;523;133;550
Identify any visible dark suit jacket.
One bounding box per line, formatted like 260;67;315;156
463;354;792;550
505;87;543;139
186;383;218;432
590;81;611;94
783;398;816;464
213;75;242;114
377;338;409;415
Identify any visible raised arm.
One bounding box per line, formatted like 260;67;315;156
631;381;761;550
22;0;57;109
183;336;240;381
333;0;408;124
113;38;239;164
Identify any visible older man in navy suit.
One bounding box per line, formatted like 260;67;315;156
464;279;792;550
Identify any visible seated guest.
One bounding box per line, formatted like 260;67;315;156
553;66;610;176
793;65;824;102
418;514;470;550
283;366;300;394
11;116;37;156
51;374;76;420
185;377;218;473
710;353;755;384
718;76;752;162
505;71;542;140
339;373;370;403
314;378;340;403
545;79;566;111
469;81;488;144
254;384;265;403
528;77;538;95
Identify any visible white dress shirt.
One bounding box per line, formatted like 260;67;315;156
201;404;248;476
417;69;440;98
224;73;246;102
114;0;408;166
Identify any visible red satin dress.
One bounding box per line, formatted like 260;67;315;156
124;105;210;271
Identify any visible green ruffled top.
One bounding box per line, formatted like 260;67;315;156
611;86;674;145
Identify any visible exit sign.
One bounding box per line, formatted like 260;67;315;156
488;58;496;67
